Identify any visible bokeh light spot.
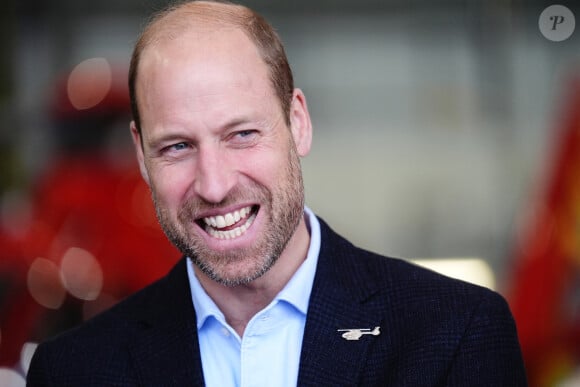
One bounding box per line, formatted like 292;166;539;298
67;57;112;110
60;247;103;301
0;368;25;387
27;258;66;309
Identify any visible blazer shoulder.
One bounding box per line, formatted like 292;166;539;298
27;258;191;386
29;273;165;353
316;216;515;329
27;292;151;386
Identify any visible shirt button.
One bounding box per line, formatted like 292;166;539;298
221;327;230;337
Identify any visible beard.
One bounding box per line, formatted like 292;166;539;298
151;141;305;287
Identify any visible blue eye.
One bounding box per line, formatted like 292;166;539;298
170;142;188;151
237;130;255;138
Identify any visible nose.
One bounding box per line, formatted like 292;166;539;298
193;145;236;204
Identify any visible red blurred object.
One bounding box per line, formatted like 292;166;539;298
0;60;179;368
50;58;130;121
32;156;179;294
508;77;580;385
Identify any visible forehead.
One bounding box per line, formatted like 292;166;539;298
141;23;268;82
136;25;278;129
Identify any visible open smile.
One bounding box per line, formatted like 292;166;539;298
197;205;259;240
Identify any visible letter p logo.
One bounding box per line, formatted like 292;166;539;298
550;15;566;30
539;5;575;41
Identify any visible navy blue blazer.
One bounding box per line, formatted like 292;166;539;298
27;218;527;386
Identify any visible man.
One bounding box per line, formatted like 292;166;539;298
27;1;527;386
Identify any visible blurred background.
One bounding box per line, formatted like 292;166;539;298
1;0;579;385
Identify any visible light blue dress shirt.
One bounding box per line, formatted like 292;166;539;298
186;207;321;387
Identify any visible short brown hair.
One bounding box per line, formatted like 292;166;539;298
128;0;294;134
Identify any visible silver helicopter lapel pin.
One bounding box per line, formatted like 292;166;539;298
337;326;381;341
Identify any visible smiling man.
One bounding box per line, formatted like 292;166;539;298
27;1;527;386
133;11;311;290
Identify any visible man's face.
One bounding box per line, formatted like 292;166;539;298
132;27;312;286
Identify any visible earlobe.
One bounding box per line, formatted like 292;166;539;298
130;121;151;186
289;88;313;157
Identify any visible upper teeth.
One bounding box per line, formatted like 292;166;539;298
203;206;251;229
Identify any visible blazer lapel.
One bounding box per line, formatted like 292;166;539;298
298;219;389;386
128;258;206;386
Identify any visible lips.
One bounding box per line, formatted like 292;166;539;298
199;205;258;240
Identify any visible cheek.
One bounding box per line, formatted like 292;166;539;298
149;165;194;208
240;149;288;188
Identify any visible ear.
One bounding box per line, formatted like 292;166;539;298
289;88;313;157
130;121;151;186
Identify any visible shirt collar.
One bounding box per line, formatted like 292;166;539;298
187;206;321;329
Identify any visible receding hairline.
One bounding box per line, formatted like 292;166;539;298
131;1;263;132
138;1;254;55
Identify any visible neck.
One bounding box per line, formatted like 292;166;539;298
195;215;311;337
